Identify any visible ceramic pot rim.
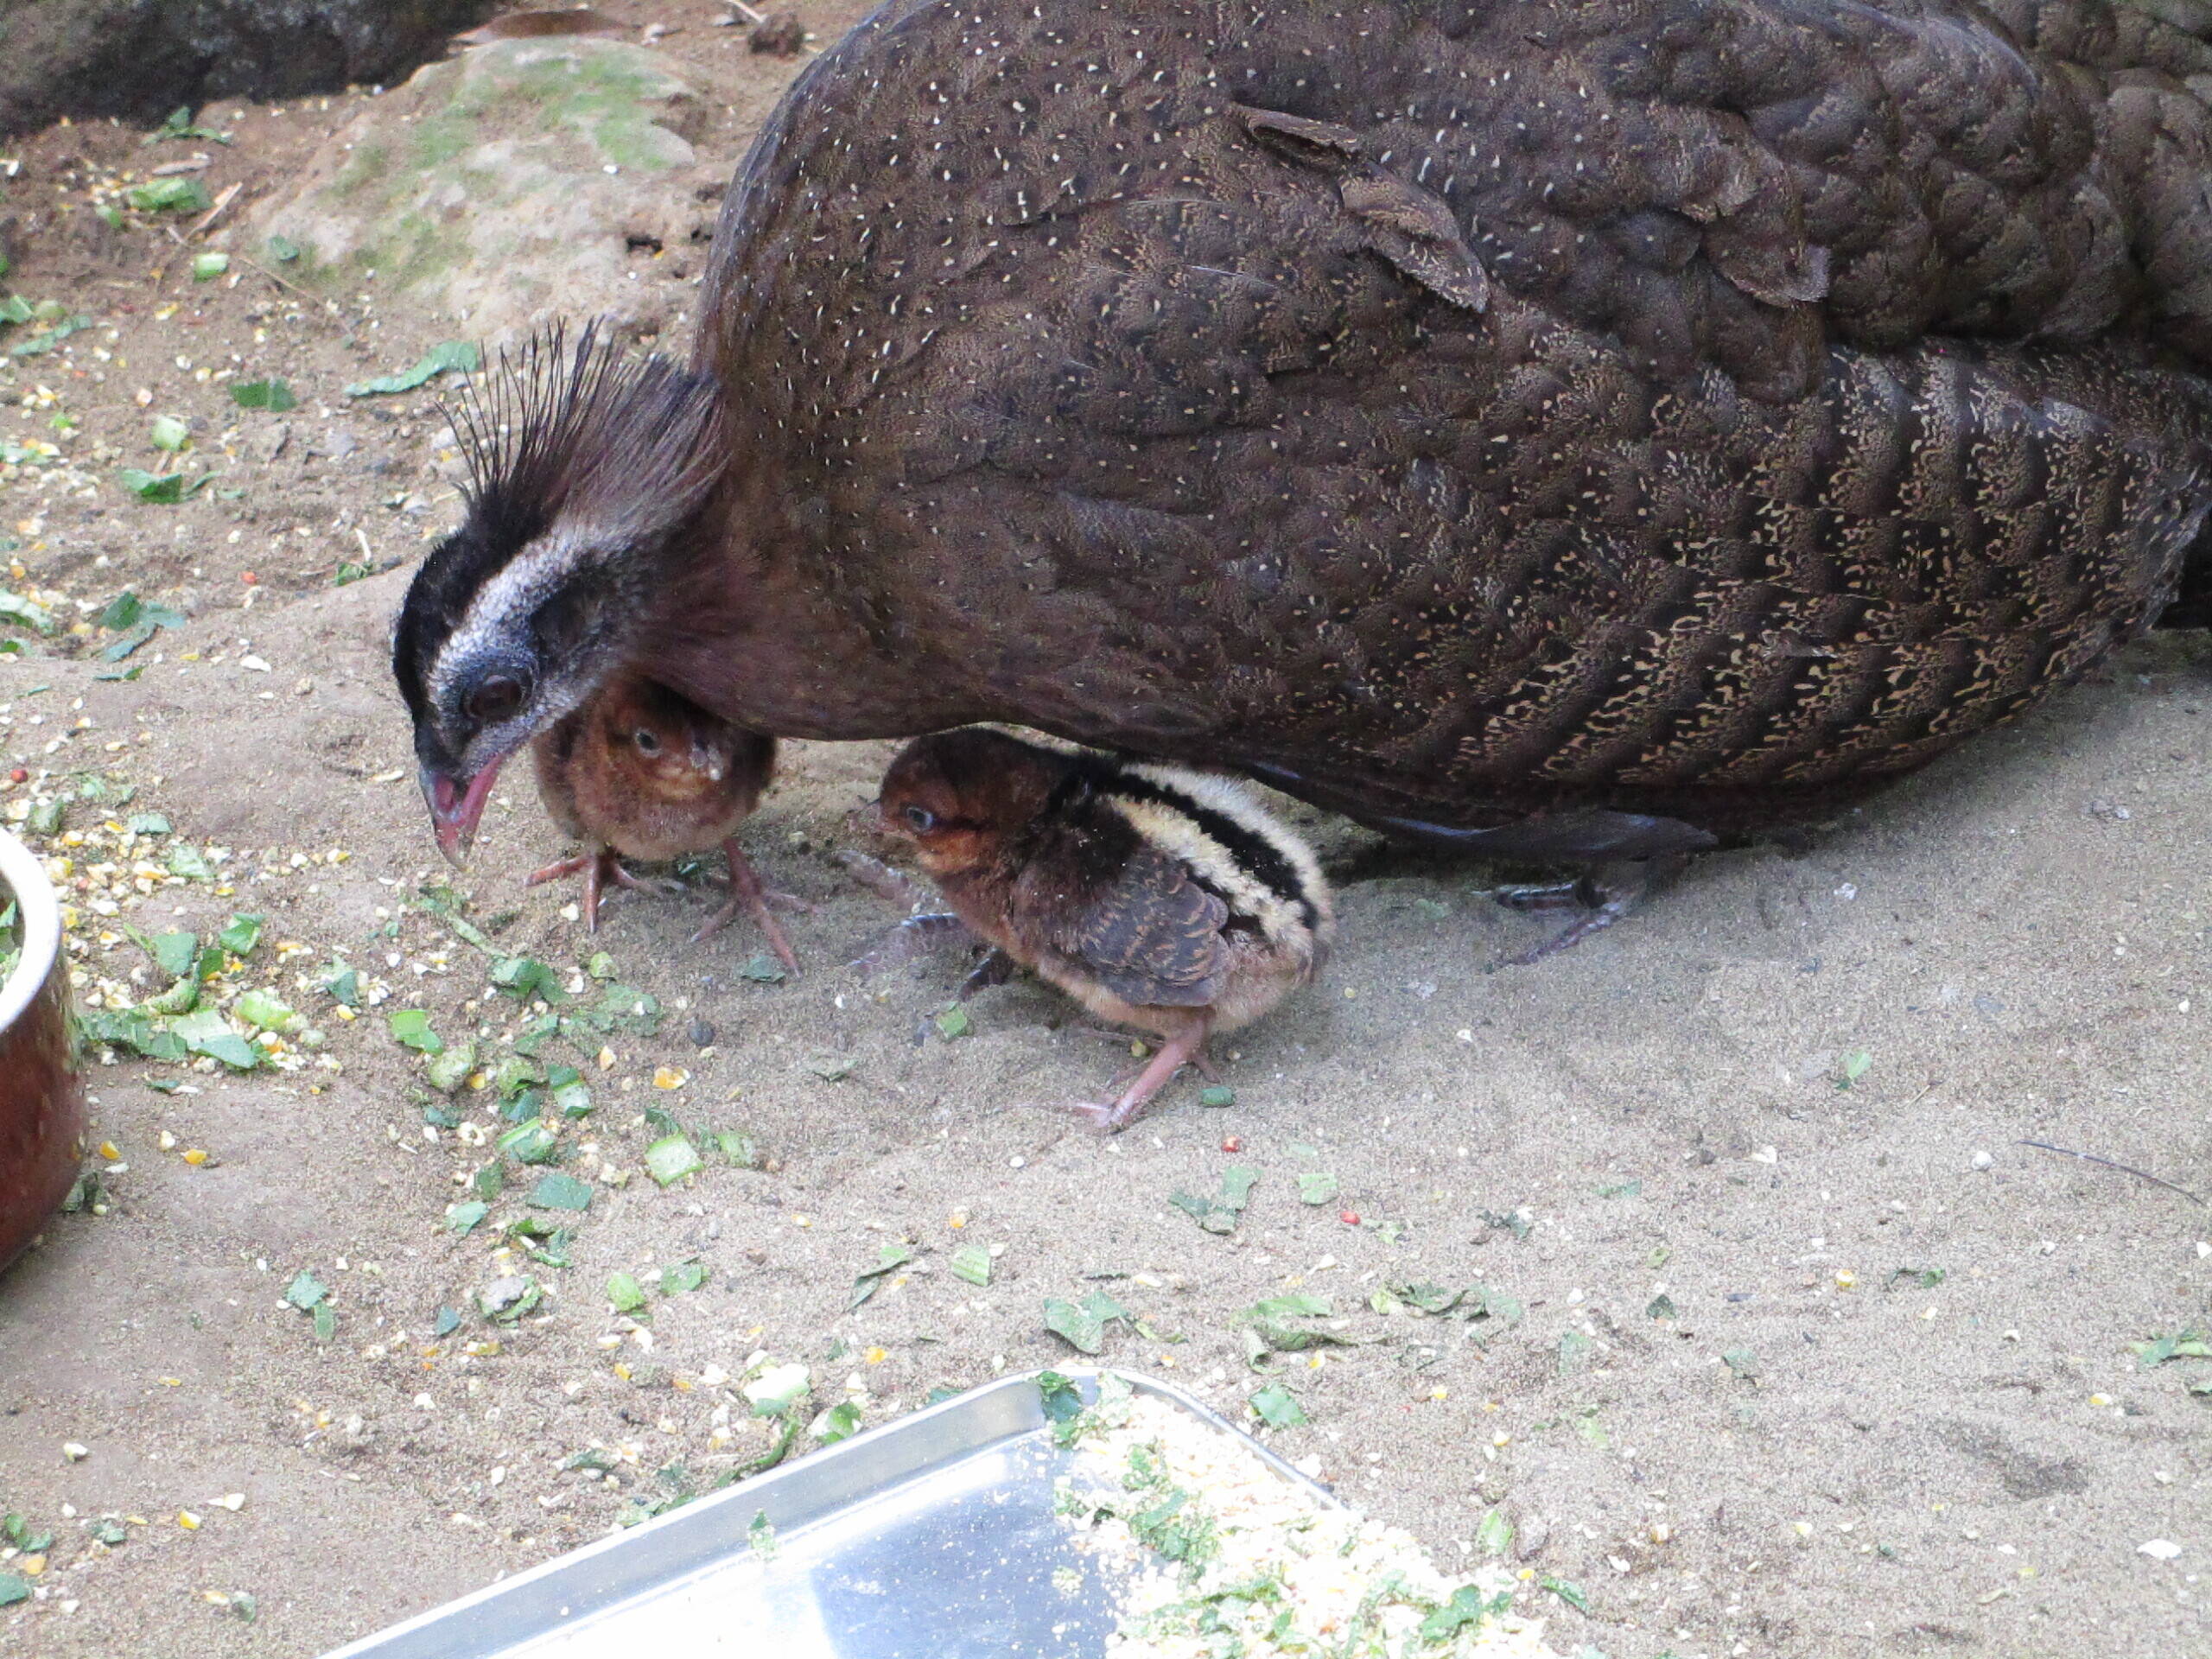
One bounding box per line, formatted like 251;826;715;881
0;826;63;1039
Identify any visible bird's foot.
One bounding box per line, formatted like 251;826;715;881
837;850;927;909
1066;1027;1211;1134
1493;855;1687;967
849;912;974;975
690;839;803;973
958;946;1017;1001
527;849;670;932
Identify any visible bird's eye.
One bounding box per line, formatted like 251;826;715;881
633;728;661;756
465;673;526;725
901;804;937;833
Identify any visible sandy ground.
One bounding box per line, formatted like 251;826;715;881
3;6;2209;1657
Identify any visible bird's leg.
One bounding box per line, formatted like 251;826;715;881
849;912;985;979
957;946;1017;1000
837;850;927;909
691;838;804;971
1494;855;1688;967
1069;1014;1212;1134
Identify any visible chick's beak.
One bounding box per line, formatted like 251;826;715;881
421;759;505;866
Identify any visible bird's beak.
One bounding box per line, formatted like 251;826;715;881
420;759;505;866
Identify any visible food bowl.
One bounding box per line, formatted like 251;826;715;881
0;825;86;1275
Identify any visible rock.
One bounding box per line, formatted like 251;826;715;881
0;0;494;138
250;38;713;342
750;10;806;55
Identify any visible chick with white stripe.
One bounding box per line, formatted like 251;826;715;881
874;728;1332;1131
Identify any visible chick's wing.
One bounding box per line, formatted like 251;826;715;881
1014;826;1230;1011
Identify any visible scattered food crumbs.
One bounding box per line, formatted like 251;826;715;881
1057;1380;1564;1656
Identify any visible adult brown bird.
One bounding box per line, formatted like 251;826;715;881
872;728;1333;1130
528;671;802;972
393;0;2212;939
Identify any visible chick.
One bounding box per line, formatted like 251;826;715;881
874;728;1332;1130
528;673;801;972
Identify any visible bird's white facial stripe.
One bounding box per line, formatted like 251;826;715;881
424;529;598;710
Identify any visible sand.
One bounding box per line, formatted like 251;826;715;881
1;3;2208;1655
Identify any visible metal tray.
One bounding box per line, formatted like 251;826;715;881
323;1367;1335;1659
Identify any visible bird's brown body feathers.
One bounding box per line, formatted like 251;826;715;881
637;0;2212;852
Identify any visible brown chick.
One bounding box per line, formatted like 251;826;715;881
529;673;801;972
875;728;1332;1132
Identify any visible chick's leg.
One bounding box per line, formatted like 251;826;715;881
693;838;804;973
1070;1014;1212;1135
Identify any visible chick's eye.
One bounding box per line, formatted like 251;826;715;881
633;728;661;755
901;804;937;833
466;673;526;725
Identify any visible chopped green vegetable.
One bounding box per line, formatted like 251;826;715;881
933;1005;971;1039
661;1259;709;1295
717;1128;760;1166
644;1135;705;1186
283;1270;327;1310
1295;1171;1338;1205
848;1242;914;1310
1723;1347;1761;1382
345;340;480;397
950;1244;992;1287
0;589;54;633
498;1121;559;1165
1838;1051;1872;1089
478;1274;541;1322
191;252;230;282
232;989;299;1033
117;467;207;503
1475;1504;1514;1557
0;1572;28;1607
171;1008;258;1069
810;1399;863;1444
266;234;302;263
490;953;564;1003
607;1273;647;1313
1042;1289;1132;1356
126;177;212;213
1169;1164;1261;1234
312;1303;337;1342
149;415;188;452
1541;1576;1590;1614
527;1171;594;1213
1196;1084;1235;1108
166;842;213;880
444;1199;489;1236
387;1009;442;1054
230;378;297;412
737;952;788;984
424;1041;478;1093
1249;1382;1306;1427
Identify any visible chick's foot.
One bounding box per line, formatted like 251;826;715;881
1068;1021;1212;1134
692;837;804;973
527;849;677;931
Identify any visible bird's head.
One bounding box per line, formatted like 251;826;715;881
875;728;1063;878
391;325;725;861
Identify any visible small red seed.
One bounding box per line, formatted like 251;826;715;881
239;571;258;585
1220;1136;1242;1153
1339;1210;1361;1226
6;768;24;784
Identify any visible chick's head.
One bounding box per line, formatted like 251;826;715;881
876;728;1060;878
